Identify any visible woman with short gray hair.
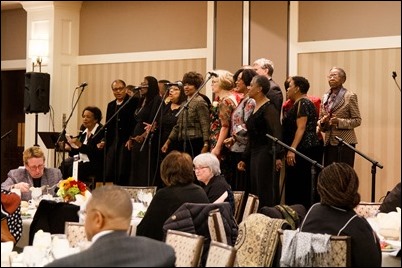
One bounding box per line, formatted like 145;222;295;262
193;153;234;214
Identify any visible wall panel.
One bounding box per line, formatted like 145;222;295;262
78;58;206;125
298;48;401;201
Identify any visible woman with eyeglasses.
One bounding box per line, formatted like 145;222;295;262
193;152;235;214
317;67;362;167
1;146;63;201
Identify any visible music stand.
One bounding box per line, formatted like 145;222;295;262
38;131;66;167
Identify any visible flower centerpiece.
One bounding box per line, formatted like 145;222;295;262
56;177;87;203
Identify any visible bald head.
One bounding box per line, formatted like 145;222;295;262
84;185;133;240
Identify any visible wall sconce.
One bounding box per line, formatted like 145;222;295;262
29;39;49;72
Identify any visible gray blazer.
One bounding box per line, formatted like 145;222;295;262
1;167;62;201
45;231;176;267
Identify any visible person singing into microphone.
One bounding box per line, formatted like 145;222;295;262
317;67;362;167
59;106;105;187
161;71;211;159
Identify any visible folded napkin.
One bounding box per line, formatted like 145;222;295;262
376;207;401;240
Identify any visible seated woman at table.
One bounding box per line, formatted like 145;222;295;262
136;151;209;241
300;162;381;267
1;146;62;201
193;152;235;214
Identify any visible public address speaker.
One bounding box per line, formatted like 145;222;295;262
24;72;50;114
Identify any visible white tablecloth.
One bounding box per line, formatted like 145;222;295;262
16;203;145;248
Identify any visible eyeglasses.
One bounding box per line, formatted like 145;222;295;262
27;164;44;171
327;74;340;79
112;87;125;92
193;166;208;171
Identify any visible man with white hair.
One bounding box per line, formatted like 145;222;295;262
252;58;284;113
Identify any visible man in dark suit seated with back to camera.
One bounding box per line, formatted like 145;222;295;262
45;185;176;267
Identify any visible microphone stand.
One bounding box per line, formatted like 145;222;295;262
175;73;214;152
139;90;168;186
1;130;12;140
392;73;401;91
92;95;135;186
55;84;87;176
335;136;383;202
266;133;323;206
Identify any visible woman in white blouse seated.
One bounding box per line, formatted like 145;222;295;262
193;153;235;214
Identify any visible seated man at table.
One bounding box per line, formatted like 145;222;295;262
300;163;381;267
45;185;176;267
1;146;62;201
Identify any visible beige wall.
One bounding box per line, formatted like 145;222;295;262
1;1;401;201
1;8;26;60
79;1;207;55
298;48;401;202
299;1;401;42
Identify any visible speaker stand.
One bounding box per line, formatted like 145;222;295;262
34;113;39;146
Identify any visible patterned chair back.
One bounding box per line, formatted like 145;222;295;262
205;240;237;267
65;222;136;248
165;229;205;267
122;186;157;202
241;194;259;222
64;221;88;248
277;229;352;267
232;191;245;224
354;202;381;218
235;213;287;267
208;208;227;244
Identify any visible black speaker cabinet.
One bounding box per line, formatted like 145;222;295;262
24;72;50;114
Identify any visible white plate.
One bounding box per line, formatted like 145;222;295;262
382;248;398;252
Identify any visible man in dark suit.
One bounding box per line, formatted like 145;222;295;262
45;185;176;267
1;146;62;201
253;58;284;113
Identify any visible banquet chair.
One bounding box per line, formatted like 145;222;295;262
165;229;204;267
205;240;237;267
95;182;114;189
277;229;352;267
65;221;88;248
234;213;287;267
232;191;245;224
122;186;157;202
241;194;259;222
208;208;227;244
354;202;382;218
65;222;135;248
29;200;79;245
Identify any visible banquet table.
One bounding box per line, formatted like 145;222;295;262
366;217;401;267
16;201;145;248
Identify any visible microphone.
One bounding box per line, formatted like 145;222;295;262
76;82;88;89
62;113;66;128
165;81;183;87
208;71;219;78
133;85;148;90
335;136;343;143
392;71;397;79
